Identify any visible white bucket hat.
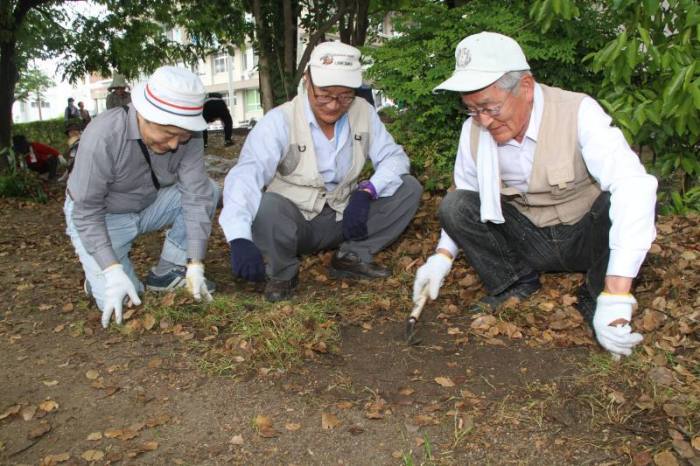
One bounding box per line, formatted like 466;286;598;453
131;66;207;132
308;41;362;88
434;32;530;93
108;73;129;90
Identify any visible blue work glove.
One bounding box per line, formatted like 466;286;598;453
342;190;372;240
229;238;266;282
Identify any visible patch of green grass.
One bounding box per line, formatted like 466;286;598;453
143;290;340;375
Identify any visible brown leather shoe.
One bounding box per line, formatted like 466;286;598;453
329;251;391;280
264;275;298;302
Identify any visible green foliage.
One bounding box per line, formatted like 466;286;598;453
533;0;700;213
365;0;616;189
0;148;47;203
14;67;53;103
12;118;68;152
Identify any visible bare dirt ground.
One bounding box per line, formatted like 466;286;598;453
1;133;698;466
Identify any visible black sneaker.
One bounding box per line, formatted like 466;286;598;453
224;140;234;147
574;286;596;327
328;251;390;280
469;272;541;312
264;275;298;302
145;265;216;293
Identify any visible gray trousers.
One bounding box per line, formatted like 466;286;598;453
252;175;422;280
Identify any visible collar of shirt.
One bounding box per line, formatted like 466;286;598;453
303;93;349;150
501;83;543;148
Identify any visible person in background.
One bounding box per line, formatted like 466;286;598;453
413;32;657;359
65;66;219;328
12;134;61;181
78;101;91;126
64;97;79;121
105;73;131;110
202;93;234;148
58;122;83;182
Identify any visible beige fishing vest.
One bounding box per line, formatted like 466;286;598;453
470;84;602;227
266;94;371;221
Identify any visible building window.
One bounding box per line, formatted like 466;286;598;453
245;89;261;112
242;47;258;73
30;101;50;108
214;54;227;74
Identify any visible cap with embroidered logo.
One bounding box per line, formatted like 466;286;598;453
308;42;362;89
434;32;530;93
131;66;207;132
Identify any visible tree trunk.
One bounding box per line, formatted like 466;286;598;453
351;0;370;46
251;0;275;112
0;40;18;167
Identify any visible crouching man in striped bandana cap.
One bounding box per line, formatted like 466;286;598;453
65;66;220;328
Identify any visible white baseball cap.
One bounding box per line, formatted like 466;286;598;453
132;66;207;132
308;42;362;88
434;32;530;93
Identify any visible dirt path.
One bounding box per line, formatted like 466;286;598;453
1;146;698;465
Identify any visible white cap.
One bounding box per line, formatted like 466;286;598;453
308;42;362;88
434;32;530;93
132;66;207;132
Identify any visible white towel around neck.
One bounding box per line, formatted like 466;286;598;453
475;124;505;224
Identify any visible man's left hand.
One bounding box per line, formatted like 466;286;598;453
593;293;643;358
186;262;213;302
342;190;372;240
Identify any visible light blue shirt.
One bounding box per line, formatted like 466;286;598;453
219;93;410;242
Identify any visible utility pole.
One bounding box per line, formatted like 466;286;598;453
226;49;235;122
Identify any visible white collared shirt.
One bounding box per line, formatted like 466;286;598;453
437;83;658;278
219;93;410;242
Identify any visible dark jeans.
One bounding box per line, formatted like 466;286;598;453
439;190;611;300
28;157;58;180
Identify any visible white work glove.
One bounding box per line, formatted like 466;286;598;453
413;253;453;303
186;262;213;303
102;264;141;328
593;293;643;359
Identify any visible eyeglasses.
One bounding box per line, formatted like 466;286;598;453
308;74;355;106
462;90;514;119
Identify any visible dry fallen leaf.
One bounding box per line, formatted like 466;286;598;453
86;432;102;441
141;441;159;451
0;404;21;420
285;422;301;431
254;415;277;438
39;400;59;412
40;452;70;465
81;449;105;461
85;370;99;380
652;450;679;466
143;314;157;330
42;380;59;387
335;401;353;410
321;412;341;430
230;434;244;445
21;405;37;421
28;421;51;439
398;387;415;396
692;436;700;451
435;376;455;388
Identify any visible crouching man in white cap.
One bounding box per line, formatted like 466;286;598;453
65;66;220;328
220;41;421;302
413;32;657;358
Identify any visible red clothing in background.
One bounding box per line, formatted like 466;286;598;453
26;142;60;171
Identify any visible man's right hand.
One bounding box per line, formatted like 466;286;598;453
102;264;141;328
229;238;266;282
412;253;453;303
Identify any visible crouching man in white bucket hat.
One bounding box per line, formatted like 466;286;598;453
65;66;220;328
412;32;658;358
219;41;422;302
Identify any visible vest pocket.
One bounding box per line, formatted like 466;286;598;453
278;145;303;176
